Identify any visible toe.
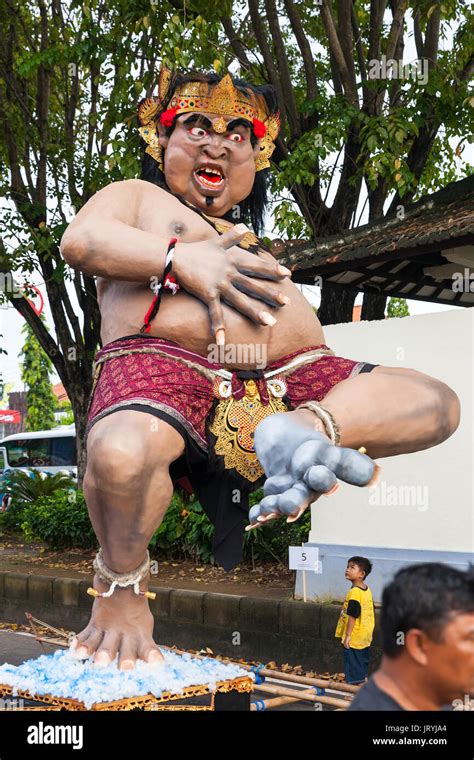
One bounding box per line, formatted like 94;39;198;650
94;632;121;667
73;628;104;659
119;638;140;670
138;640;164;664
70;626;92;651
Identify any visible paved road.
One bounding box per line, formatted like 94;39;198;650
0;630;330;711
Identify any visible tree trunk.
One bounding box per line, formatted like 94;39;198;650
69;387;90;488
318;281;357;326
361;292;387;321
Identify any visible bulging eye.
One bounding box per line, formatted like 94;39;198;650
226;133;244;142
189;126;208;137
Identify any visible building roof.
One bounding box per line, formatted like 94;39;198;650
276;175;474;307
53;382;68;403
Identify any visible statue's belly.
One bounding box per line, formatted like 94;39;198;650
97;281;325;368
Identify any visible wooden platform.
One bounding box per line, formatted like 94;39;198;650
0;674;253;711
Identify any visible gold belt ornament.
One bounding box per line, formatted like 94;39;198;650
209;376;288;482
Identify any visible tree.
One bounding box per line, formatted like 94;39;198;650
1;1;472;479
19;317;57;431
386;296;410;317
57;399;75;426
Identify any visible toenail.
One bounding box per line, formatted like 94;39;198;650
69;637;78;649
257;515;266;522
94;651;111;666
147;650;163;663
74;646;89;658
120;659;135;670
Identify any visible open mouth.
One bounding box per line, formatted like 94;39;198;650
193;167;225;190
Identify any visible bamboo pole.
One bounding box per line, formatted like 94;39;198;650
251;695;302;710
255;682;350;709
161;644;358;698
236;662;360;695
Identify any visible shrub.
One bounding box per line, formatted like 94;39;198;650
1;482;311;565
19;489;97;550
0;499;31;533
5;469;75;506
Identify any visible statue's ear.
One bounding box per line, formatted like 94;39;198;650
157;120;170;148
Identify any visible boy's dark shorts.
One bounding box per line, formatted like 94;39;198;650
343;646;371;685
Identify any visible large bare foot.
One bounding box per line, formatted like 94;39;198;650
246;410;380;529
69;571;164;670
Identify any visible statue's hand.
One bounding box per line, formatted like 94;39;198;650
246;414;380;530
173;225;291;344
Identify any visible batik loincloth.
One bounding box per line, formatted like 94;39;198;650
86;335;378;570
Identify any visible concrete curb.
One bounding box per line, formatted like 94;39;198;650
0;571;382;672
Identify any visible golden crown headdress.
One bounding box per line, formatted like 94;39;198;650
137;67;280;172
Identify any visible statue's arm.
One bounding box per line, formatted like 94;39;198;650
59;179;170;281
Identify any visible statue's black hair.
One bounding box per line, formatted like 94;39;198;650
138;70;278;236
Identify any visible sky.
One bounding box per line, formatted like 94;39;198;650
0;8;470;400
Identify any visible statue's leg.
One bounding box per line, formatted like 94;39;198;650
249;366;460;526
70;409;185;669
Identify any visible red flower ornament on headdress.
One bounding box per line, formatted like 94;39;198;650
160;108;178;127
252;118;267;139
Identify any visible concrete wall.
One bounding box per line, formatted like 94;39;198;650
296;308;473;603
0;571;382;673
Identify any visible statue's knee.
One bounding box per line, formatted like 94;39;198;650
441;385;461;438
86;431;150;487
429;380;461;441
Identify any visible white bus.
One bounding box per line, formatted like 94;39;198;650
0;425;77;479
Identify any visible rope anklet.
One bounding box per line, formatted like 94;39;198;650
86;548;156;600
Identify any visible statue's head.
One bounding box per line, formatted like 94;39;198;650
137;68;280;234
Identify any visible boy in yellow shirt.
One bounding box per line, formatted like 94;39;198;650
335;556;375;684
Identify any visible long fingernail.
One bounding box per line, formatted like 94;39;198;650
259;311;277;326
257;515;266;522
278;265;291;276
278;294;290;304
215;329;225;346
324;484;340;497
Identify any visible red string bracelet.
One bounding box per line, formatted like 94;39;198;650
140;237;180;334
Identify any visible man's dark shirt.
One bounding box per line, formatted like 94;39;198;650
349;677;404;711
349;676;454;711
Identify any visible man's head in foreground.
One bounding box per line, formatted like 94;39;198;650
380;562;474;706
138;68;280;235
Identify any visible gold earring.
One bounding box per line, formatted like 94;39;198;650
139;124;164;170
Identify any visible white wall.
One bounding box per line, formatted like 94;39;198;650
309;308;473;554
